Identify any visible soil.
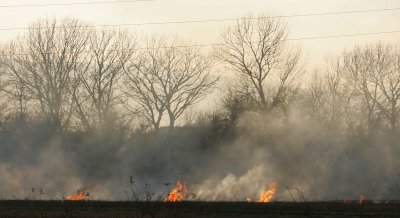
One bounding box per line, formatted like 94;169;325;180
0;200;399;217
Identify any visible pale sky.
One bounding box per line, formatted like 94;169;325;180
0;0;399;68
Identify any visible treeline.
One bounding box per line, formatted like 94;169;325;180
0;15;398;142
0;18;216;135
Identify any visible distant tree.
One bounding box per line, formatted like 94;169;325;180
0;57;30;120
73;29;138;132
123;36;218;131
309;65;356;134
309;43;400;135
1;18;91;132
216;14;303;113
340;43;400;134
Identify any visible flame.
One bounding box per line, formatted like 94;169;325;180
65;189;87;201
246;197;252;202
258;183;277;203
165;180;188;202
358;195;365;204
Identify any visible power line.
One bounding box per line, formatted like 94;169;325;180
137;30;400;49
0;6;399;31
1;29;399;57
123;6;400;26
0;0;153;8
288;30;400;41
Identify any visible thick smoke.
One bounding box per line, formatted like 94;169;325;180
0;106;398;201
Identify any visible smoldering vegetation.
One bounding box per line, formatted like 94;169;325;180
0;16;399;202
0;103;399;201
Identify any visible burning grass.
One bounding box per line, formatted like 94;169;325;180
164;180;188;202
65;189;89;201
245;182;278;203
258;183;278;203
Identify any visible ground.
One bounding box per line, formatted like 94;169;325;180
0;200;399;217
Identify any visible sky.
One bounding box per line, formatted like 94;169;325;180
0;0;399;68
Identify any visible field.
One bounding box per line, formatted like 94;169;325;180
0;200;400;218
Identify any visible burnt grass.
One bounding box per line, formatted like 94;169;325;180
0;200;400;218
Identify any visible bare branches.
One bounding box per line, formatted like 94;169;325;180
73;28;138;132
309;65;356;134
341;43;400;133
123;36;218;131
216;14;302;113
310;43;400;135
1;18;92;132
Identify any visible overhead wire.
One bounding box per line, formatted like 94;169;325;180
0;3;398;56
0;0;154;8
0;29;399;57
0;6;399;31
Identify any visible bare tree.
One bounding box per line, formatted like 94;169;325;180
0;56;30;120
123;45;166;132
311;43;400;135
339;45;384;133
0;18;91;132
340;43;400;134
0;55;31;130
367;44;400;133
73;29;138;132
124;36;218;131
309;64;358;134
216;15;303;113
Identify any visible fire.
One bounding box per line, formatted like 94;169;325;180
65;189;87;201
258;183;277;203
165;180;188;202
358;195;365;204
246;197;252;202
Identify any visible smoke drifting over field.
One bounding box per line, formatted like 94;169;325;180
0;108;398;201
0;16;399;203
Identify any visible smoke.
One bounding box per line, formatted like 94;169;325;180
0;105;399;201
194;165;272;201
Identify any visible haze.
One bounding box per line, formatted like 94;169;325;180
0;0;399;68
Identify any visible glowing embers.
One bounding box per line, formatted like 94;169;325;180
165;180;188;202
65;189;89;201
358;195;365;204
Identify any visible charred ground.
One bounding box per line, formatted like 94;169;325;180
1;200;400;218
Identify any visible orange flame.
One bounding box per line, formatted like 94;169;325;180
358;195;365;204
165;180;188;202
65;189;87;201
258;183;277;203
